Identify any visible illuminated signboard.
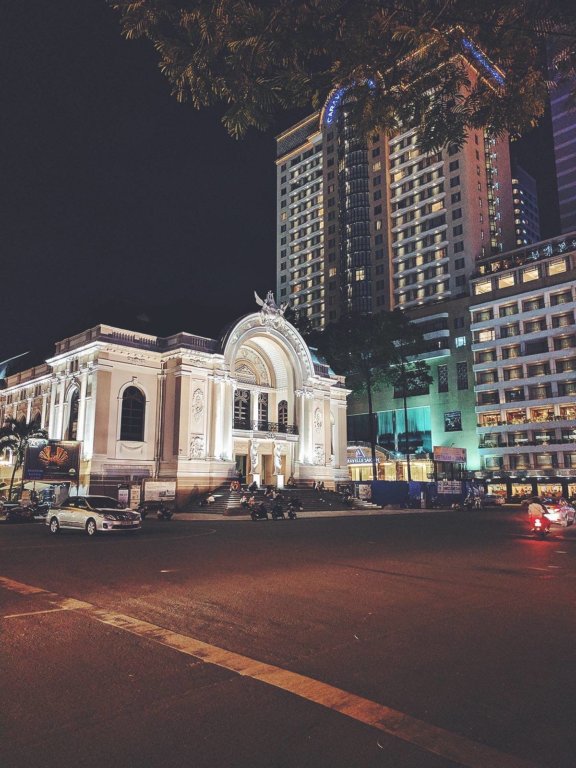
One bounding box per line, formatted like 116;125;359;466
323;80;375;125
461;38;505;86
433;446;467;463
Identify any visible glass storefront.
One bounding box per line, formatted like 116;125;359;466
487;483;507;498
510;483;533;501
536;483;563;498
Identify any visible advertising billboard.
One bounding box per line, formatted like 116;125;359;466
24;441;81;482
433;446;467;464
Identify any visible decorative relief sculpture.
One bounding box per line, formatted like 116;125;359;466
250;439;259;470
192;388;204;424
189;435;205;459
313;445;325;466
313;407;323;431
273;442;282;473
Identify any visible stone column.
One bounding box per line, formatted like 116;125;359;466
40;392;48;431
55;376;66;439
222;377;235;461
212;376;225;459
48;379;58;438
76;372;88;443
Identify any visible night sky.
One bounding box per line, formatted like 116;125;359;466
2;0;294;367
1;1;559;371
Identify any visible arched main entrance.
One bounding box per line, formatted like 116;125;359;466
221;311;315;487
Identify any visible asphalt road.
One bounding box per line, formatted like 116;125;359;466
1;508;575;768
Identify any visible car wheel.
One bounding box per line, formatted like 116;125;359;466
49;517;60;534
86;519;97;537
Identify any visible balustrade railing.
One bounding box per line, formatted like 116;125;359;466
233;419;298;435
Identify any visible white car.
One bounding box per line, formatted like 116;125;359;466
46;495;141;536
541;498;576;527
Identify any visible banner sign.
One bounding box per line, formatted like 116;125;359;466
24;441;81;481
437;480;463;495
433;446;467;463
143;480;176;502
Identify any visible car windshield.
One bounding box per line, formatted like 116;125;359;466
85;496;125;509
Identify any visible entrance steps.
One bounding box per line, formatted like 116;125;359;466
185;484;363;515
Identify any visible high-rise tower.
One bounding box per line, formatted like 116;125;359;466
276;89;515;327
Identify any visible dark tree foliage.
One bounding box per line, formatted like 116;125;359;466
109;0;576;150
308;310;430;481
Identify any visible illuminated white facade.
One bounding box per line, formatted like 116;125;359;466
0;308;350;503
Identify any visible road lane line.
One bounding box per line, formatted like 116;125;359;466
90;608;537;768
0;576;49;594
4;608;73;619
0;577;538;768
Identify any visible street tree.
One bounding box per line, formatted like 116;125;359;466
381;316;433;482
108;0;576;150
0;416;48;499
308;310;430;481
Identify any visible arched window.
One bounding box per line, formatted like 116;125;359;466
278;400;288;432
120;386;145;441
67;390;79;440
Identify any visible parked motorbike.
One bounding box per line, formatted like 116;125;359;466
271;503;285;520
250;503;269;521
156;503;173;520
4;504;36;523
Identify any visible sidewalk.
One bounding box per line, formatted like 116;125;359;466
174;506;445;521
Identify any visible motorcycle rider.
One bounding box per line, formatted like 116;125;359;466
526;497;551;532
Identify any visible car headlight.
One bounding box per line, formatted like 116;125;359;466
103;513;116;521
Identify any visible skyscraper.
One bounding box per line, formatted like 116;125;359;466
551;78;576;234
276;91;515;328
511;163;541;246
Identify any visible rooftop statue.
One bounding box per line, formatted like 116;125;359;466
254;290;289;317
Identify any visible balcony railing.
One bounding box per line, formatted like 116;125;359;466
233;419;299;435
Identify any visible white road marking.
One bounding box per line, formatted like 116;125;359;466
0;576;538;768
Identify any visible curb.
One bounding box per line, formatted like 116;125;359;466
172;507;445;522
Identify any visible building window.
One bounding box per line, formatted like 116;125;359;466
548;258;567;275
234;389;251;428
474;280;492;295
522;297;544;311
522;267;540;282
438;365;449;393
120;386;145;442
454;336;467;348
550;290;572;306
67;390;80;441
477;329;495;342
257;392;269;427
456;362;469;390
278;400;288;431
498;274;515;289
